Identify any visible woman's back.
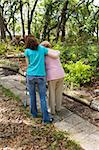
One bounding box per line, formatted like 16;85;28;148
45;55;65;81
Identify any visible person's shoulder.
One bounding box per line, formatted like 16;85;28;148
48;49;60;55
53;50;60;54
38;45;45;49
25;48;32;55
25;48;31;51
38;45;48;52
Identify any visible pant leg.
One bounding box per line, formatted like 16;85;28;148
37;77;50;122
27;76;38;117
55;78;64;112
48;80;56;115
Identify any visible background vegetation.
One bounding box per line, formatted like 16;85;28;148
0;0;99;88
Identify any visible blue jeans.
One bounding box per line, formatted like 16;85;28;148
27;76;50;122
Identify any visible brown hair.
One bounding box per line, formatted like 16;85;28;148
40;41;51;48
25;35;39;50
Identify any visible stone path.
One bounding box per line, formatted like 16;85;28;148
0;72;99;150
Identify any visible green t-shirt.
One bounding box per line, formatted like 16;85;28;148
24;45;48;76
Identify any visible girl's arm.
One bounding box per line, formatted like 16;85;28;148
47;49;60;58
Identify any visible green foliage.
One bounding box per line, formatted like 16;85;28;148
0;42;7;55
65;140;82;150
54;42;98;68
0;42;24;55
1;85;20;101
15;46;24;52
53;41;99;87
52;130;66;141
64;60;93;87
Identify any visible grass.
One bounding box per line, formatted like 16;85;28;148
0;85;20;101
31;125;83;149
0;85;84;150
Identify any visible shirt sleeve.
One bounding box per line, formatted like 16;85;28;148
24;49;28;57
42;46;48;55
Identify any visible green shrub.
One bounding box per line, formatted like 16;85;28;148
64;60;93;87
0;42;7;55
53;42;98;79
53;42;98;64
0;42;24;55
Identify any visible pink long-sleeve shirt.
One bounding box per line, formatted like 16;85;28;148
45;54;65;81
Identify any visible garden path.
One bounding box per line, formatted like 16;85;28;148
0;69;99;150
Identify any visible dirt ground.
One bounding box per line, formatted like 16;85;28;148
0;87;84;150
0;88;36;149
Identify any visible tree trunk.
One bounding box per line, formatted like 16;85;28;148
43;22;48;40
42;1;53;41
20;0;25;37
12;15;15;37
61;1;68;42
0;12;6;41
27;2;30;35
96;23;98;42
47;29;50;41
28;0;39;35
56;0;69;42
56;16;62;42
4;23;12;40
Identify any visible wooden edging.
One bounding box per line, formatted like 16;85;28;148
5;53;25;58
0;65;25;77
63;91;99;112
63;91;91;106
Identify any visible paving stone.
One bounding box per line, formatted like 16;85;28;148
54;120;74;131
0;76;9;80
81;143;99;150
56;107;73;118
70;130;96;143
54;110;99;150
1;79;26;91
1;80;14;89
55;113;88;134
79;131;99;150
64;113;84;126
69;118;98;137
10;88;23;96
53;115;62;122
0;74;5;77
0;80;15;88
14;83;26;91
0;71;4;75
0;69;3;72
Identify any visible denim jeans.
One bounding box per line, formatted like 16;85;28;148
27;76;50;122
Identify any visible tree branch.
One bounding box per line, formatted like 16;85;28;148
29;0;39;24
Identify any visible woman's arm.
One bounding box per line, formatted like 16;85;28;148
47;49;60;58
25;57;28;67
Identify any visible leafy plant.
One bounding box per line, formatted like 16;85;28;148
64;60;93;87
0;42;7;55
